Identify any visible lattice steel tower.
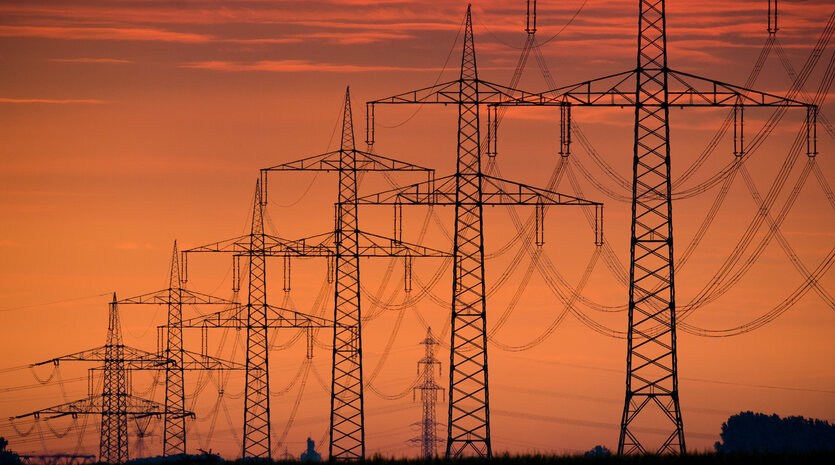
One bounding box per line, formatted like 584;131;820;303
360;6;602;457
13;295;179;464
410;328;443;459
498;0;815;454
261;88;446;460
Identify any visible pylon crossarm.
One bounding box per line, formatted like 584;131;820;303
355;230;450;257
184;235;251;254
179;304;333;329
498;67;812;108
92;350;244;371
117;288;236;306
369;79;537;106
355;175;457;205
480;175;600;206
179;349;247;370
12;397;96;420
12;395;186;420
262;150;433;173
31;346;167;367
498;69;637;106
185;233;304;255
262;231;334;257
666;69;811;107
369;80;463;105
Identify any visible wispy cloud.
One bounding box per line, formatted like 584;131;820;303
294;31;415;44
51;57;132;64
181;59;445;73
0;25;211;43
0;97;105;104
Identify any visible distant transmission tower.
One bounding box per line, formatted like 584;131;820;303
409;328;443;459
13;295;181;464
118;240;243;457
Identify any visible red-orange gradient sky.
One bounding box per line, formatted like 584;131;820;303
1;0;834;459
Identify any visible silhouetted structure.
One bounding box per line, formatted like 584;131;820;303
409;328;444;459
715;411;835;453
300;438;321;462
118;241;240;456
12;296;180;464
499;0;816;454
261;88;447;461
360;6;602;457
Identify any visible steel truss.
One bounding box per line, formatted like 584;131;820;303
13;296;194;464
260;88;448;461
361;7;601;458
497;0;816;455
116;241;242;457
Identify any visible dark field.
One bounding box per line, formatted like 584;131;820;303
120;451;835;465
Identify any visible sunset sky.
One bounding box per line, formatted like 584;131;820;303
1;0;834;459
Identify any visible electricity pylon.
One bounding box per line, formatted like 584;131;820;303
409;328;443;459
360;6;602;457
498;0;816;454
13;295;190;464
117;240;242;456
260;87;450;461
181;181;332;459
183;152;445;460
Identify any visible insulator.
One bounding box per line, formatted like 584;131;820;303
487;105;498;157
404;254;413;292
180;252;188;284
807;105;818;157
306;328;314;360
201;325;208;358
559;103;571;157
595;204;604;246
733;103;744;157
394;202;403;243
157;327;164;355
366;103;375;146
260;170;268;206
526;0;537;34
232;255;241;292
535;204;545;246
283;254;291;291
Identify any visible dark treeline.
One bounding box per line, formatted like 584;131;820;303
715;411;835;453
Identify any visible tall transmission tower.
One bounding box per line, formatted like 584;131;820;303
360;6;602;457
117;241;242;456
182;182;335;460
261;87;449;461
409;328;443;459
499;0;816;454
13;295;186;464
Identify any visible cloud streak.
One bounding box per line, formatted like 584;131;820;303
51;57;132;64
181;59;447;73
0;97;105;104
0;25;210;43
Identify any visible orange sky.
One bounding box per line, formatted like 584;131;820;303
1;0;834;459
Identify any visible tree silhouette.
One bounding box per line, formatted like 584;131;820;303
715;411;835;453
